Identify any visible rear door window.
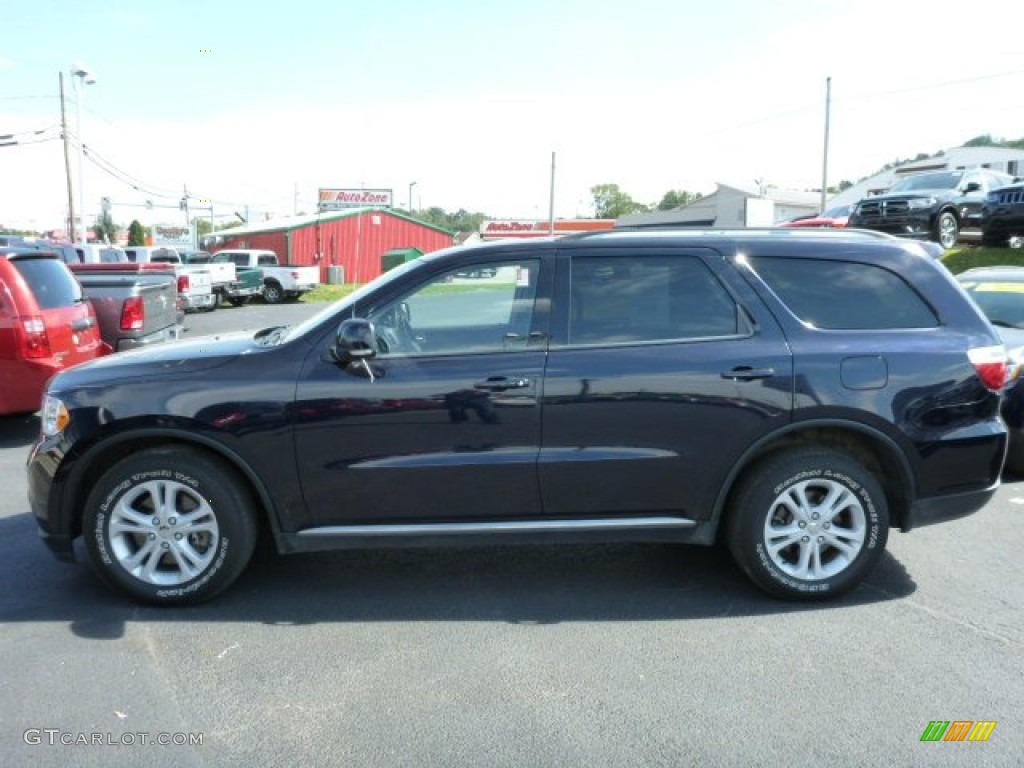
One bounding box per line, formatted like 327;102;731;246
749;257;938;329
10;257;84;309
566;254;744;345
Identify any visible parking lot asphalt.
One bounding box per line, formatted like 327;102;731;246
1;300;1022;767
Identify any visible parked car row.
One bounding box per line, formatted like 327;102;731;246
1;240;323;417
841;169;1021;249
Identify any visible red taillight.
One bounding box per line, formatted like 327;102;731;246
120;296;145;331
19;315;51;359
968;345;1008;392
177;274;190;293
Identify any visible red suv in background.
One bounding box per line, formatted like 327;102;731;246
0;248;108;415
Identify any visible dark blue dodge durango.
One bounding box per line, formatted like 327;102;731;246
28;229;1009;604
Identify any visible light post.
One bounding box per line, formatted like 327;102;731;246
71;63;96;245
408;181;417;213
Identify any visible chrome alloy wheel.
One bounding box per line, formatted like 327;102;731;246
762;478;867;581
107;479;221;586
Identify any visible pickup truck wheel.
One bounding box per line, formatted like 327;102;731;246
981;230;1008;247
82;447;257;605
262;282;284;304
227;297;250;307
726;449;889;601
934;211;959;249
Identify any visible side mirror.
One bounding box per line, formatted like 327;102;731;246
330;318;379;364
963;182;982;193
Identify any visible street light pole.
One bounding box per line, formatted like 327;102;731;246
71;63;96;245
58;73;76;242
408;181;417;213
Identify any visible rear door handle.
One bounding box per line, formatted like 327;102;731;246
721;366;774;381
474;376;531;392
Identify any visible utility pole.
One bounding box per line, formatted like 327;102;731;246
548;151;556;236
181;184;193;250
821;76;832;213
59;72;76;242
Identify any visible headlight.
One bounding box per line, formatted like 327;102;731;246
986;192;999;203
40;395;70;437
907;197;937;209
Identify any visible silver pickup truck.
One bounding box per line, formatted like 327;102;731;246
69;263;183;352
124;246;217;312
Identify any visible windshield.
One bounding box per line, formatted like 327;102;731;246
889;172;963;193
958;278;1024;328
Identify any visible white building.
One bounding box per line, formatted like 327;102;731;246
616;183;820;229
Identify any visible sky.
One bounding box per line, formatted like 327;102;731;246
2;0;1023;232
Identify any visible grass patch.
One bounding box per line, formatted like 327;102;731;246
942;246;1024;274
300;284;361;303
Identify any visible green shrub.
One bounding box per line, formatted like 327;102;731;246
942;247;1024;274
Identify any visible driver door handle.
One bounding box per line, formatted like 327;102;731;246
721;366;775;381
474;376;531;392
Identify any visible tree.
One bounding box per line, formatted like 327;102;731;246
410;206;487;234
127;219;148;246
93;211;117;244
656;189;703;211
590;184;648;219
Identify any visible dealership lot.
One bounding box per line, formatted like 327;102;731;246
2;301;1022;767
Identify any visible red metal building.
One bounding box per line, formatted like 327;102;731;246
206;208;454;284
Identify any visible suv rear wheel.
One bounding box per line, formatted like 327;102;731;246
727;449;889;600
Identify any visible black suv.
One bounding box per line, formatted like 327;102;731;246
981;179;1024;247
27;229;1009;604
848;169;1015;249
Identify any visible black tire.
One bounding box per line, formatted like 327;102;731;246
82;447;258;605
934;211;959;250
981;230;1007;248
726;449;889;600
227;297;250;307
262;281;284;304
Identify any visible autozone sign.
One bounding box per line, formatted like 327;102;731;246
318;188;393;210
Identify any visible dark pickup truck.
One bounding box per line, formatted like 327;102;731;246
69;263;183;351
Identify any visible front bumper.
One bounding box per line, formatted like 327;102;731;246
27;434;76;563
848;213;933;239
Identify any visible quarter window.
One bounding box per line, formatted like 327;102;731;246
567;255;742;344
750;257;939;329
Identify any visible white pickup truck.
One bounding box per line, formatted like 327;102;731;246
123;246;216;312
211;249;320;304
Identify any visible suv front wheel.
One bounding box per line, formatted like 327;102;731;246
935;211;959;249
82;447;258;605
727;449;889;600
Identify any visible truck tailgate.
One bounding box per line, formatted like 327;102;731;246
75;273;180;349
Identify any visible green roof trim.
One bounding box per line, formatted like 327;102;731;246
214;207;455;238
